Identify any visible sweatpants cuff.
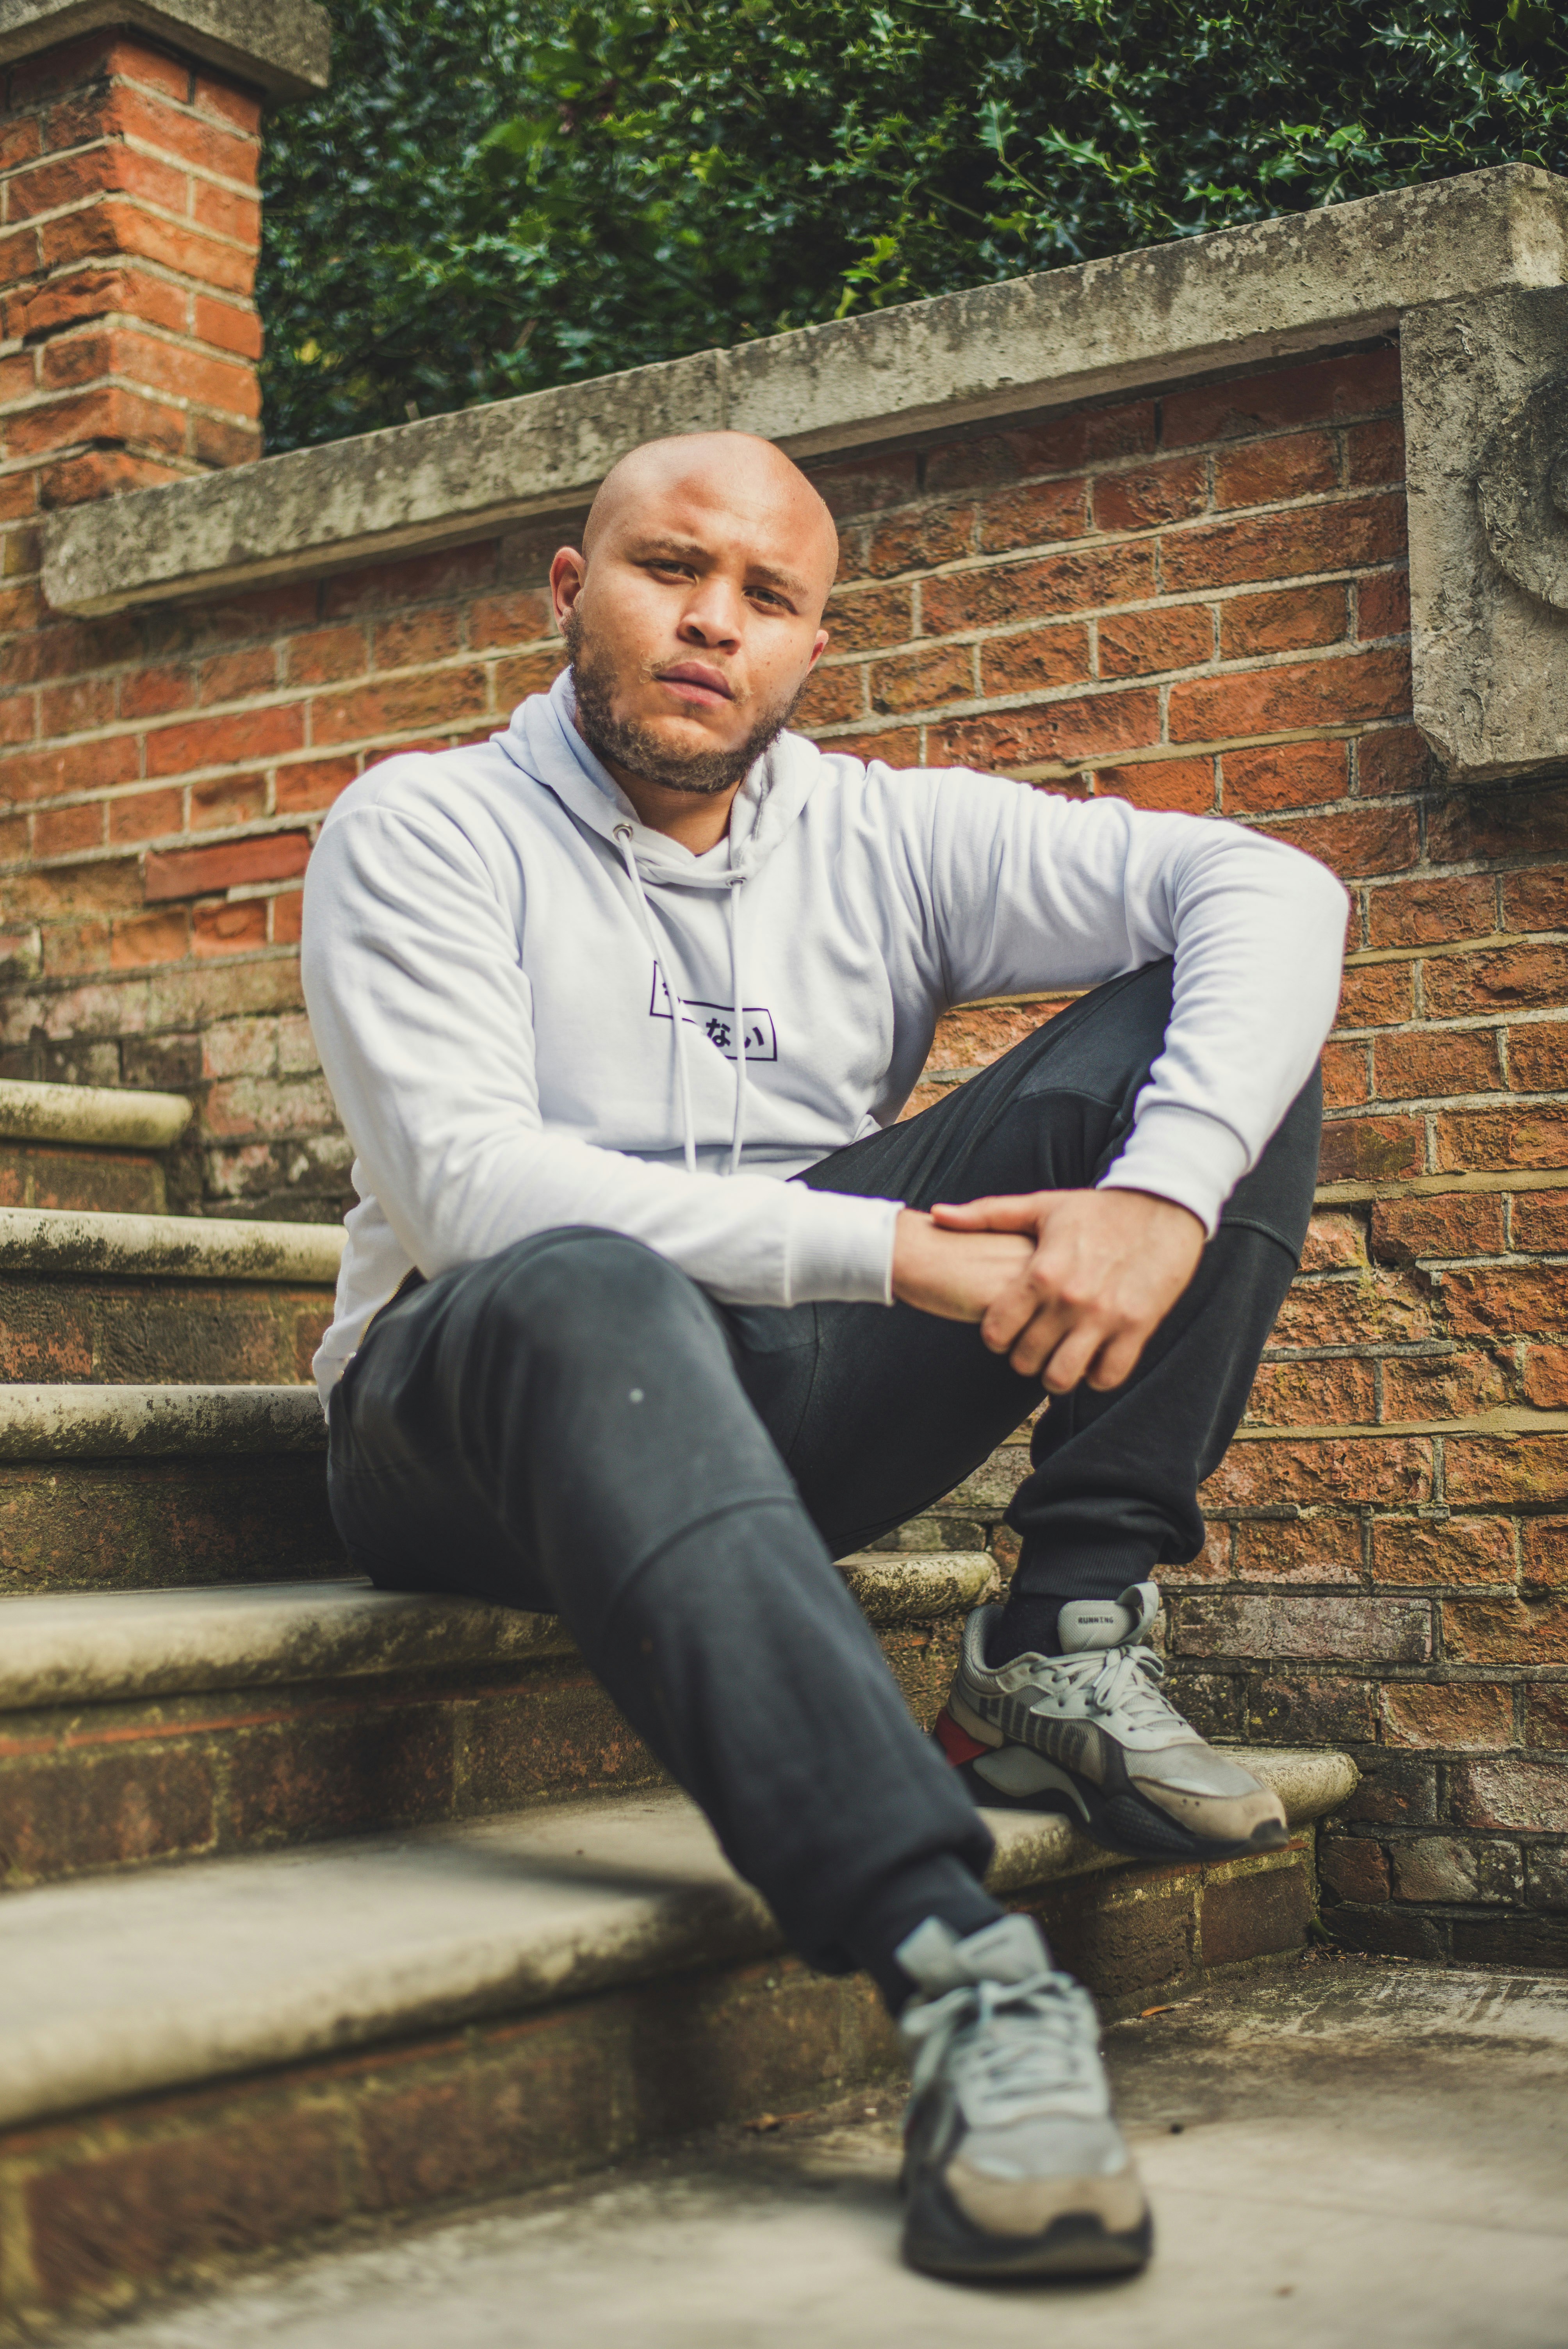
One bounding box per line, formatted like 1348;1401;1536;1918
841;1853;1008;2014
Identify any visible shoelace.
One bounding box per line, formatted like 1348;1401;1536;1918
1030;1642;1189;1737
902;1969;1101;2124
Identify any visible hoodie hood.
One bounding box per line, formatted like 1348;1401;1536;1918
503;668;823;889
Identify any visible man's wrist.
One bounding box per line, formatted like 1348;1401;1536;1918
1094;1186;1206;1235
1098;1101;1251;1240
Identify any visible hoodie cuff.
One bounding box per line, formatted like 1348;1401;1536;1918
1096;1101;1252;1240
782;1187;903;1305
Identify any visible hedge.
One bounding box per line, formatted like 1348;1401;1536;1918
258;0;1568;451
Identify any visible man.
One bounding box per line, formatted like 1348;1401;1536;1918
302;431;1345;2283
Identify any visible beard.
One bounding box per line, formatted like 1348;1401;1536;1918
564;608;803;796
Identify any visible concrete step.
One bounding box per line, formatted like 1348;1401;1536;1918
86;1966;1566;2349
0;1558;997;1888
0;1383;340;1594
0;1076;191;1217
0;1753;1354;2334
0;1203;339;1387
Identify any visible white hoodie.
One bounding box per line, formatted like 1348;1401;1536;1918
301;670;1347;1405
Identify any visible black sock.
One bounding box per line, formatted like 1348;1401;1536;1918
987;1593;1064;1665
845;1855;1006;2014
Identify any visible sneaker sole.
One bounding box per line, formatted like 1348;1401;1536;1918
939;1723;1291;1867
903;2180;1154;2281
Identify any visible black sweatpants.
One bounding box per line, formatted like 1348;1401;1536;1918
327;960;1320;1980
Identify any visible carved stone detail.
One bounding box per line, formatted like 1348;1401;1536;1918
1477;372;1568;609
1404;284;1568;782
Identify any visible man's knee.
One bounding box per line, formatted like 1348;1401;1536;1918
1219;1066;1322;1262
1014;958;1175;1105
464;1226;703;1363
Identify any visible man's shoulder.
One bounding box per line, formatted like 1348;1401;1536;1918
320;738;517;836
780;733;964;812
784;736;1031;834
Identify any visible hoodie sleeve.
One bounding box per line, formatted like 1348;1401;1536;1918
301;802;900;1310
910;772;1348;1237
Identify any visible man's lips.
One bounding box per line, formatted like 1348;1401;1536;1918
656;663;734;707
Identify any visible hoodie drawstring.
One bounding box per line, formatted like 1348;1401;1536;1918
614;825;698;1177
726;875;748;1178
612;823;751;1182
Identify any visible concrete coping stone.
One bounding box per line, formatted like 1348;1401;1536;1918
839;1548;997;1626
0;1077;191;1152
39;165;1568;616
0;1382;327;1458
0;0;331;98
0;1763;1356;2132
0;1555;998;1703
0;1203;342;1284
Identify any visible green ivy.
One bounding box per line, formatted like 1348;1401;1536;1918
257;0;1568;453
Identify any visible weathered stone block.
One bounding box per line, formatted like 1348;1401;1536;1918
1325;1904;1447;1960
1404;285;1568;781
223;1704;458;1850
1245;1673;1378;1745
1453;1754;1568;1834
1391;1834;1523;1905
0;1741;216;1886
24;2109;347;2310
1336;1752;1439;1827
941;1445;1029;1514
456;1672;666;1813
1525;1845;1568;1909
1176;1592;1431;1663
1162;1666;1244;1741
1370;1515;1516;1588
0;1456;342;1592
1199;1855;1311;1966
1449;1912;1568;1969
1318;1834;1391;1905
1380;1678;1515;1750
1031;1874;1197;2002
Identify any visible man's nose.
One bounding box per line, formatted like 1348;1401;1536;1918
678;580;745;648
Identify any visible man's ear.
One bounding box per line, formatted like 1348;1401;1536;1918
550;546;587;631
807;625;829;668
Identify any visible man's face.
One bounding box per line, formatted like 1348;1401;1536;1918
550;442;836;797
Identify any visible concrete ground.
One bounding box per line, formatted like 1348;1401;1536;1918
61;1959;1568;2349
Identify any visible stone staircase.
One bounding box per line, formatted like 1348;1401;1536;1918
0;1077;1358;2338
0;1077;190;1217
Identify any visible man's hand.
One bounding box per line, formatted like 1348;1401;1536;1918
893;1188;1205;1393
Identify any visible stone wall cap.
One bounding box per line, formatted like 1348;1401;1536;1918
0;1381;326;1456
0;0;330;97
0;1757;1355;2130
40;164;1568;617
0;1076;191;1151
0;1201;342;1283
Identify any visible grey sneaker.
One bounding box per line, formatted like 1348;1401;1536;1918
935;1581;1289;1864
896;1913;1151;2280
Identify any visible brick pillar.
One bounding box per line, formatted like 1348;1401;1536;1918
0;26;267;514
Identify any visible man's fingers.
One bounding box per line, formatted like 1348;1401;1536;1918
981;1276;1064;1358
1088;1326;1148;1392
931;1195;1044;1234
1033;1320;1107;1391
1012;1313;1152;1392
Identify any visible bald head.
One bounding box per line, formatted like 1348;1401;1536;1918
549;431;840;825
583;432;838;610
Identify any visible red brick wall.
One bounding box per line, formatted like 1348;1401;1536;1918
0;29;263;508
0;336;1564;1955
